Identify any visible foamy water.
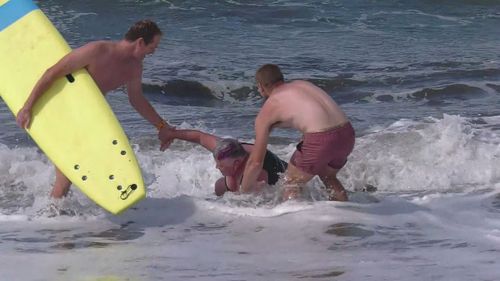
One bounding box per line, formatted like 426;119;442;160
0;116;499;280
2;0;500;279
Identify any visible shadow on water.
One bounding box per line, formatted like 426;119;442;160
0;228;123;252
106;195;196;228
3;196;196;252
294;269;345;279
65;196;195;250
73;276;137;281
325;223;375;238
30;222;146;251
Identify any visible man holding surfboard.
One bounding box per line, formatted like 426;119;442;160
16;19;173;198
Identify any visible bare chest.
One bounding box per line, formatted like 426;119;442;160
87;58;139;93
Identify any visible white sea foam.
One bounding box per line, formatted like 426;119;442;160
343;114;500;193
0;115;499;280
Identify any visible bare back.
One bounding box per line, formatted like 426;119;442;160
266;80;348;133
85;41;142;94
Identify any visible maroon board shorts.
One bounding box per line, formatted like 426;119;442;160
290;122;355;175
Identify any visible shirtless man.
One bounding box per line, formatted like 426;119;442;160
240;64;355;201
16;20;174;198
160;129;287;196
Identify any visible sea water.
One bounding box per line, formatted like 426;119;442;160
0;0;499;280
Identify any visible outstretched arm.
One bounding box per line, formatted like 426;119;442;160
127;71;172;130
240;100;277;193
126;70;175;148
16;42;101;128
161;129;219;152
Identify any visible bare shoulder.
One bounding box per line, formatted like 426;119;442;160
295;80;313;86
90;40;114;48
256;96;280;125
286;80;314;90
262;95;280;111
77;41;114;56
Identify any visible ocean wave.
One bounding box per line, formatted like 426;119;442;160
344;114;500;192
410;84;487;103
140;67;499;106
373;10;472;26
2;114;500;218
140;77;371;104
486;83;500;93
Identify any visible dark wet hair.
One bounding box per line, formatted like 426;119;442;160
124;19;162;45
213;139;247;160
256;64;284;88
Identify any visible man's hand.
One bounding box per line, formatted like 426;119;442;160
159;126;176;151
16;107;32;129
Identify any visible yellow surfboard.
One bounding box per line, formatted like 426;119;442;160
0;0;145;214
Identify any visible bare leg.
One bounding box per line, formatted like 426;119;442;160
319;166;348;201
50;167;71;198
282;163;314;201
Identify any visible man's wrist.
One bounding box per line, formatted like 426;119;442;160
21;103;32;112
155;119;168;131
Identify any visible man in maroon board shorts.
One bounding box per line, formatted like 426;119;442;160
240;64;355;201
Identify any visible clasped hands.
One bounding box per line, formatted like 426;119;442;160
158;125;176;151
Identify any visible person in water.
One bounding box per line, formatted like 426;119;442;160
240;64;355;201
16;20;174;198
160;129;287;196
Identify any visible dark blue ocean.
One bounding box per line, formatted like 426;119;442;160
1;1;499;280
